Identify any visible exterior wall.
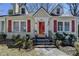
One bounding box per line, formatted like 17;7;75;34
50;16;78;37
76;17;79;38
0;15;78;39
49;16;57;33
6;15;35;39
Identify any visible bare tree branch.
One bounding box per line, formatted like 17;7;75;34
68;3;79;16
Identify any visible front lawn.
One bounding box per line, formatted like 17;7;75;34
0;44;40;56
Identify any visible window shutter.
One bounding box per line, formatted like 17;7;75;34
54;20;57;32
8;20;12;32
72;20;75;32
27;20;31;32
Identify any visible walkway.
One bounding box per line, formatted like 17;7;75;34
35;48;68;56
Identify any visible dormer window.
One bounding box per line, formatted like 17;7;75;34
21;8;25;14
57;8;60;15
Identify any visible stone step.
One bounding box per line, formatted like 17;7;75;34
35;45;56;48
35;39;52;42
34;42;53;45
34;36;51;39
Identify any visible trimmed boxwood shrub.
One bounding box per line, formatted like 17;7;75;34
55;32;77;46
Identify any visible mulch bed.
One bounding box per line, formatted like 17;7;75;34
59;46;77;56
0;39;6;44
0;39;20;48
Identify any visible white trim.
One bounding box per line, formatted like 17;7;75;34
57;21;63;32
57;21;71;32
35;17;49;35
0;18;5;33
12;21;20;32
0;21;5;33
63;21;70;32
20;21;26;32
0;19;5;21
12;20;26;32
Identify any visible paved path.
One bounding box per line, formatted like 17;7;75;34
35;48;68;56
0;44;68;56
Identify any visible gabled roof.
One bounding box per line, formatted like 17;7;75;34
49;4;59;13
50;4;64;16
33;7;50;17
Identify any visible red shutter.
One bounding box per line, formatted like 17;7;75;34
72;20;75;32
54;20;57;32
27;20;31;32
8;20;12;32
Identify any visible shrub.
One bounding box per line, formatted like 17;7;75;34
0;33;7;40
14;38;23;48
54;32;64;48
54;32;77;47
74;41;79;55
11;34;33;50
27;39;33;48
64;34;77;46
23;34;33;49
55;32;65;41
26;34;30;40
12;34;21;42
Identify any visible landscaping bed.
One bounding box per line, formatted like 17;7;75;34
0;44;40;56
0;44;68;56
59;46;77;56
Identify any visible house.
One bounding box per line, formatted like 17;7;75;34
33;7;78;37
0;4;78;39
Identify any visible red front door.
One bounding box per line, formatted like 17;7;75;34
39;22;45;35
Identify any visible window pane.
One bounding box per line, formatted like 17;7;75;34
21;22;26;32
65;22;69;31
58;22;63;31
1;21;4;32
21;8;25;14
0;21;4;32
13;22;19;32
57;8;60;14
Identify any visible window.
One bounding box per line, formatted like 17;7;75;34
0;21;4;32
21;22;26;32
57;8;60;14
58;22;63;31
21;8;25;14
13;22;19;32
64;22;70;31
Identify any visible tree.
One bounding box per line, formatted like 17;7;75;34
8;9;13;15
26;3;51;13
68;3;79;16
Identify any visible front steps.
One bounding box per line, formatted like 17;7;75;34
35;45;56;48
34;36;56;48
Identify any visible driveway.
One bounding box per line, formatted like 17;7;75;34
35;48;68;56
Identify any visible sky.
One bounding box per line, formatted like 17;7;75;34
0;3;12;15
0;3;69;15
